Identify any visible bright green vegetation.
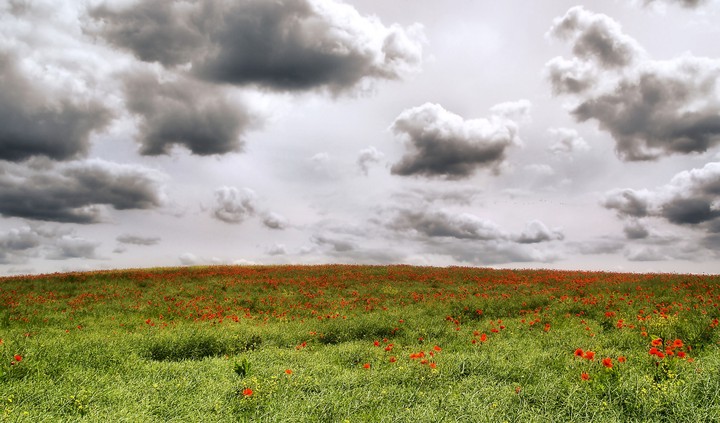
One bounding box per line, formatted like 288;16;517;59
1;265;720;422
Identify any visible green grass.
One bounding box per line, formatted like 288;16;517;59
1;265;720;421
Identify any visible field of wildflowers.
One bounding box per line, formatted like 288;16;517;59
1;264;720;421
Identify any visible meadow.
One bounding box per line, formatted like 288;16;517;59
1;264;720;422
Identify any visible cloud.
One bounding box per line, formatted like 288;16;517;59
262;212;288;230
116;234;161;246
548;127;590;155
311;234;357;252
386;208;507;241
547;6;644;69
89;0;424;94
46;235;100;260
545;57;597;95
0;159;166;223
623;219;650;239
390;102;524;179
211;186;257;224
572;58;720;161
642;0;710;8
547;7;720;161
357;146;385;175
123;69;257;156
179;252;200;266
266;244;288;256
603;161;720;245
514;220;565;244
0;50;112;162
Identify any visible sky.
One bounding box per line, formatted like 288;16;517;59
1;0;720;276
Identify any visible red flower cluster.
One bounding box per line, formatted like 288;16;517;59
649;338;691;361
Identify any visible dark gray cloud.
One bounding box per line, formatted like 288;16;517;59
387;208;507;241
0;159;165;223
90;0;423;93
602;188;652;218
514;220;565;244
548;8;720;161
571;58;720;161
547;6;644;69
0;50;112;162
623;219;650;239
603;162;720;244
211;186;257;224
116;234;161;246
390;102;524;179
123;70;256;156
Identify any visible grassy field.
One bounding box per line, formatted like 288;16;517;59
1;265;720;422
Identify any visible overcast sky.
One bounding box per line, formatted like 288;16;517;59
1;0;720;276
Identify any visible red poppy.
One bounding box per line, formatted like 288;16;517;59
651;338;663;347
13;354;22;362
285;369;293;375
677;351;687;359
242;388;253;397
618;356;626;363
480;333;487;342
584;351;595;360
363;363;371;369
429;362;437;369
602;358;613;368
649;347;660;356
581;372;590;381
433;345;442;352
672;339;684;348
373;340;380;347
574;348;584;357
389;356;397;363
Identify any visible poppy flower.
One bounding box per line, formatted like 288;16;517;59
649;347;660;356
363;363;371;369
285;369;293;375
242;388;253;397
581;372;590;381
373;340;380;347
672;339;684;348
13;354;22;362
602;358;613;368
480;333;487;342
584;351;595;360
389;356;397;363
618;356;626;363
433;345;442;352
429;362;437;369
651;338;663;347
574;348;584;357
677;351;687;359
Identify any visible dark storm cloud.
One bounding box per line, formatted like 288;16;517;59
116;234;161;246
548;8;720;161
211;186;257;224
603;162;720;237
571;58;720;161
390;102;523;179
0;51;112;162
547;6;644;69
0;159;165;223
89;2;206;67
90;0;423;93
123;70;255;156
